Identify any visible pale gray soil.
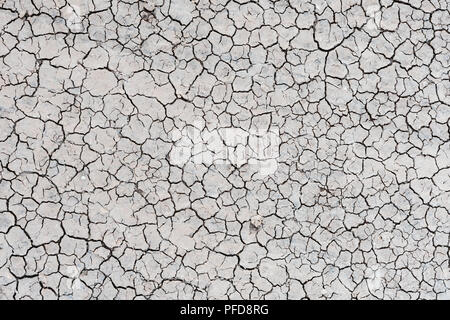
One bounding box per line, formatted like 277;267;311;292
0;0;449;299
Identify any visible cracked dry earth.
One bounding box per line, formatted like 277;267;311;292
0;0;449;300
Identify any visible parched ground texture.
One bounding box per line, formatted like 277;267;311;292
0;0;449;300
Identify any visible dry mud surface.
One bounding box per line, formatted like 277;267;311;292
0;0;449;299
